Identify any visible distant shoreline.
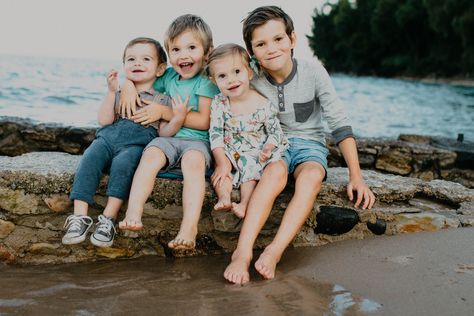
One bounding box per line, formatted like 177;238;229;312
330;71;474;87
398;76;474;87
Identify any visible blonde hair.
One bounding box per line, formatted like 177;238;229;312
164;14;213;54
206;43;251;78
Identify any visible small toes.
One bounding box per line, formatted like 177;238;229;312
168;237;195;250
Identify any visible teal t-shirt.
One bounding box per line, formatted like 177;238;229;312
153;67;220;141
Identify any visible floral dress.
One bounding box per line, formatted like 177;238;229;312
209;94;288;187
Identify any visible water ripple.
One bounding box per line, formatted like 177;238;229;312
43;96;78;105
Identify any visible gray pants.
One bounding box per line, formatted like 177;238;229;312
70;119;157;205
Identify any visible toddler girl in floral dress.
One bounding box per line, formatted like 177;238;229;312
207;43;288;218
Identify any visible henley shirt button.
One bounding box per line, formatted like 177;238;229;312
279;94;283;97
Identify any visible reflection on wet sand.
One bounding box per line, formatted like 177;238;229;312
0;252;380;315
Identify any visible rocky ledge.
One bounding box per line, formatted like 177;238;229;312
0;152;473;265
2;116;473;188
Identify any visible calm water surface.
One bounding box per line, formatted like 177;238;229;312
0;252;381;315
1;54;473;140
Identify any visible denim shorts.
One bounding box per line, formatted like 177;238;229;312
145;137;212;172
283;137;329;179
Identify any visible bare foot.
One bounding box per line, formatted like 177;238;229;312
214;195;232;211
168;232;196;250
254;248;281;280
231;202;247;219
118;216;143;231
224;252;251;285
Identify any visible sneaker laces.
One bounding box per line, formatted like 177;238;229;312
95;215;116;236
63;215;92;232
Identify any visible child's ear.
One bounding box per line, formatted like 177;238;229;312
204;46;214;62
156;63;167;77
290;31;297;49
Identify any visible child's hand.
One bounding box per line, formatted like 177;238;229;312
106;70;118;93
259;144;275;162
131;100;162;126
347;177;376;210
211;163;232;187
119;80;140;118
171;95;191;122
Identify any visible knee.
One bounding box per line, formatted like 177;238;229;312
298;167;324;190
263;162;288;185
181;150;205;171
141;147;165;165
119;147;143;166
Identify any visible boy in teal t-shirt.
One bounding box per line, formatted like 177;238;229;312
118;14;219;251
153;66;218;141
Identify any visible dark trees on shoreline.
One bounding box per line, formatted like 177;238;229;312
308;0;474;78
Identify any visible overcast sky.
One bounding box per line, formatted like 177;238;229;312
0;0;325;62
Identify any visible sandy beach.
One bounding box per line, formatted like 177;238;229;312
0;228;472;315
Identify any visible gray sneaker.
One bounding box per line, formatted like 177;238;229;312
90;215;116;248
62;215;93;245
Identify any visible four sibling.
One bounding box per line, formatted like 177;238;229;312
63;6;375;284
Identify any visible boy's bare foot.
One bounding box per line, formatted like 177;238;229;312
254;247;281;280
214;195;232;211
231;202;247;219
224;251;251;285
118;217;143;231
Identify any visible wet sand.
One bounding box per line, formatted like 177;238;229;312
0;228;472;315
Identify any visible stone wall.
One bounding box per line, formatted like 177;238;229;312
2;116;473;188
1;152;473;265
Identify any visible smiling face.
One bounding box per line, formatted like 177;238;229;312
167;30;207;80
250;19;296;81
210;53;253;101
123;43;165;89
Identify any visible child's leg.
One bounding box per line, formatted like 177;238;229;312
90;196;123;248
102;197;123;219
91;145;146;247
104;145;145;219
168;150;206;250
119;147;167;230
62;199;94;245
73;200;89;216
213;175;232;211
224;161;288;284
70;138;112;211
231;180;257;219
254;161;325;280
64;139;111;245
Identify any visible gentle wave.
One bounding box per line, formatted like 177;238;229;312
43;96;77;105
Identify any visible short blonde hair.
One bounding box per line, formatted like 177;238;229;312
206;43;251;78
164;14;213;54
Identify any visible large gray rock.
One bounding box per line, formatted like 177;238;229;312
0;152;472;265
2;117;472;187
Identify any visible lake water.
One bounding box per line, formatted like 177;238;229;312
1;54;474;140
